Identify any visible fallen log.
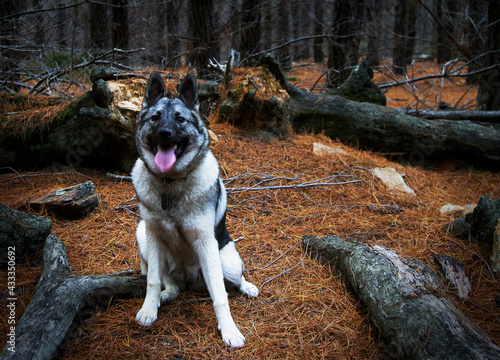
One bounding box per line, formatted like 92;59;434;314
0;234;145;360
302;234;500;360
259;54;500;168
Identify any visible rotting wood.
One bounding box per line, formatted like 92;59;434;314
0;234;145;360
302;234;500;360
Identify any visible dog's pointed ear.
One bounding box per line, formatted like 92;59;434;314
178;74;199;111
143;71;166;108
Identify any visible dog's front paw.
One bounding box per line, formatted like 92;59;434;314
240;279;259;298
221;327;246;348
136;306;158;327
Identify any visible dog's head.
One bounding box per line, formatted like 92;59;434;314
136;72;209;177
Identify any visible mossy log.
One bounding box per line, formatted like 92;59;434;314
303;234;500;360
259;54;500;168
0;234;145;360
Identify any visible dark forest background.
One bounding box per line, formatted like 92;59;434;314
1;0;499;109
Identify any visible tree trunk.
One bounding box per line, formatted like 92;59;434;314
393;0;417;75
436;0;458;63
0;233;145;360
189;0;219;78
313;0;324;63
303;234;500;360
326;0;364;88
259;54;500;168
89;1;110;51
0;0;21;91
276;0;291;69
241;0;261;65
477;0;500;111
112;0;129;64
465;0;487;85
299;2;311;60
32;0;45;50
56;0;68;49
166;0;180;68
365;0;381;66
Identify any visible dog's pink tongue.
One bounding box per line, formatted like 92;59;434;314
154;145;176;173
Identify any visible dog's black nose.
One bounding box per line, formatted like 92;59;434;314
159;128;173;141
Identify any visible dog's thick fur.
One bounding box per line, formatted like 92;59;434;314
131;72;258;348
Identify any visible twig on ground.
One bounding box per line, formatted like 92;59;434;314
0;170;91;183
258;241;309;290
106;173;133;182
247;240;304;273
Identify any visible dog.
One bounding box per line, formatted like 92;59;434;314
131;72;259;348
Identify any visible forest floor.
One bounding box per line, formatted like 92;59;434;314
1;61;499;359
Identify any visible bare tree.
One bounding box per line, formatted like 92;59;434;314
0;0;21;91
313;0;324;63
112;0;129;63
240;0;261;64
276;0;291;68
392;0;418;75
436;0;459;63
166;0;180;68
477;0;500;111
326;0;364;89
89;1;110;51
189;0;219;78
465;0;487;84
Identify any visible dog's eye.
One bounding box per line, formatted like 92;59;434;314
176;115;186;123
151;114;160;121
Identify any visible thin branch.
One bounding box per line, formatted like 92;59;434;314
247;240;303;273
106;173;133;181
378;62;500;90
29;48;145;94
0;1;86;21
416;0;468;60
0;171;91;183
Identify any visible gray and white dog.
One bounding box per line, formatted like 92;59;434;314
131;72;258;348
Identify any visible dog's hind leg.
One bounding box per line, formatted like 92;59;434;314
220;242;259;298
160;274;180;304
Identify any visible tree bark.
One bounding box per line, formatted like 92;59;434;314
188;0;219;78
276;0;291;69
166;0;180;68
260;54;500;168
477;0;500;111
89;1;109;51
302;234;500;360
364;0;381;66
436;0;459;63
393;0;417;75
0;0;21;91
313;0;324;63
112;0;128;51
240;0;261;65
326;0;364;88
0;233;145;360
